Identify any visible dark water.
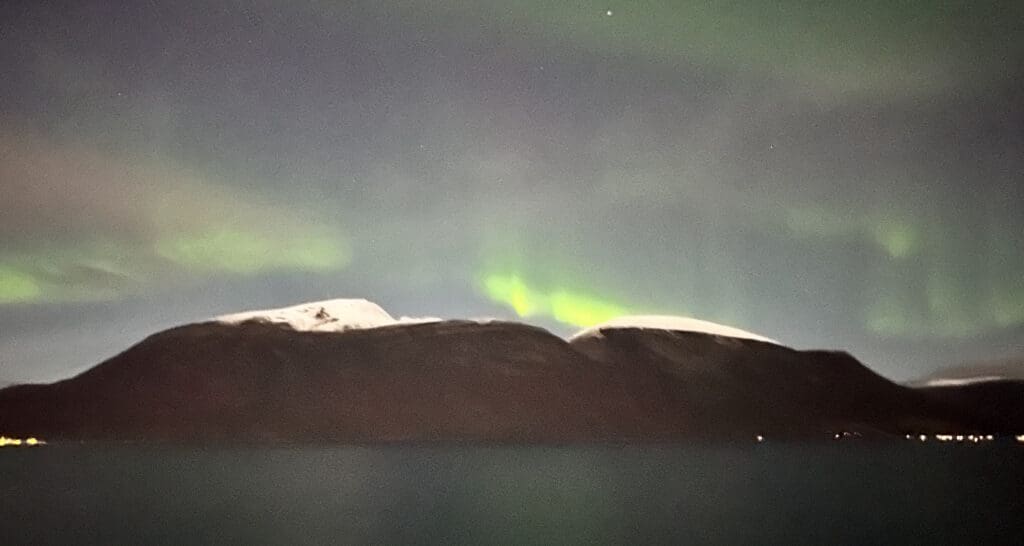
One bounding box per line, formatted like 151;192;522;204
2;444;1022;545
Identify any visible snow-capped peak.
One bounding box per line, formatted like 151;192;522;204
571;315;778;344
216;298;438;332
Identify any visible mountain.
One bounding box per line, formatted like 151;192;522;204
0;300;1016;442
905;358;1024;434
0;317;682;442
912;380;1024;434
912;358;1024;385
571;325;979;437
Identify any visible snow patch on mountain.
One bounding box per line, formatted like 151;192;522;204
572;315;778;344
920;376;1007;387
216;298;440;332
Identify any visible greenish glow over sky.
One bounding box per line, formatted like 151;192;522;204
0;240;135;304
0;228;349;304
860;245;1024;340
785;206;920;258
482;273;628;328
548;290;626;328
0;266;42;304
991;287;1024;329
155;228;349;275
483;274;540;317
871;219;918;259
1;0;1022;382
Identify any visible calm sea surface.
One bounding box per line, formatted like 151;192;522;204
2;444;1022;545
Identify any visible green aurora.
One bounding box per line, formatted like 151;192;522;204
154;228;350;276
482;273;629;328
0;228;350;304
1;0;1022;381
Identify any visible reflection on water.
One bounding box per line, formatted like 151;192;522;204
1;445;1022;544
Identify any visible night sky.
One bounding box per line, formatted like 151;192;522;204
2;1;1022;382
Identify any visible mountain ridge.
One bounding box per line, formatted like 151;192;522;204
1;299;1021;442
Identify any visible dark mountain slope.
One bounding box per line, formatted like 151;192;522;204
1;319;1016;442
0;320;682;442
570;328;983;437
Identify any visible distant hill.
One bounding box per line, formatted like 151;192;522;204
911;358;1024;385
0;299;1019;442
906;358;1024;433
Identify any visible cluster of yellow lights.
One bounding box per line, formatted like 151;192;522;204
934;434;994;443
0;436;44;447
905;434;1001;443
